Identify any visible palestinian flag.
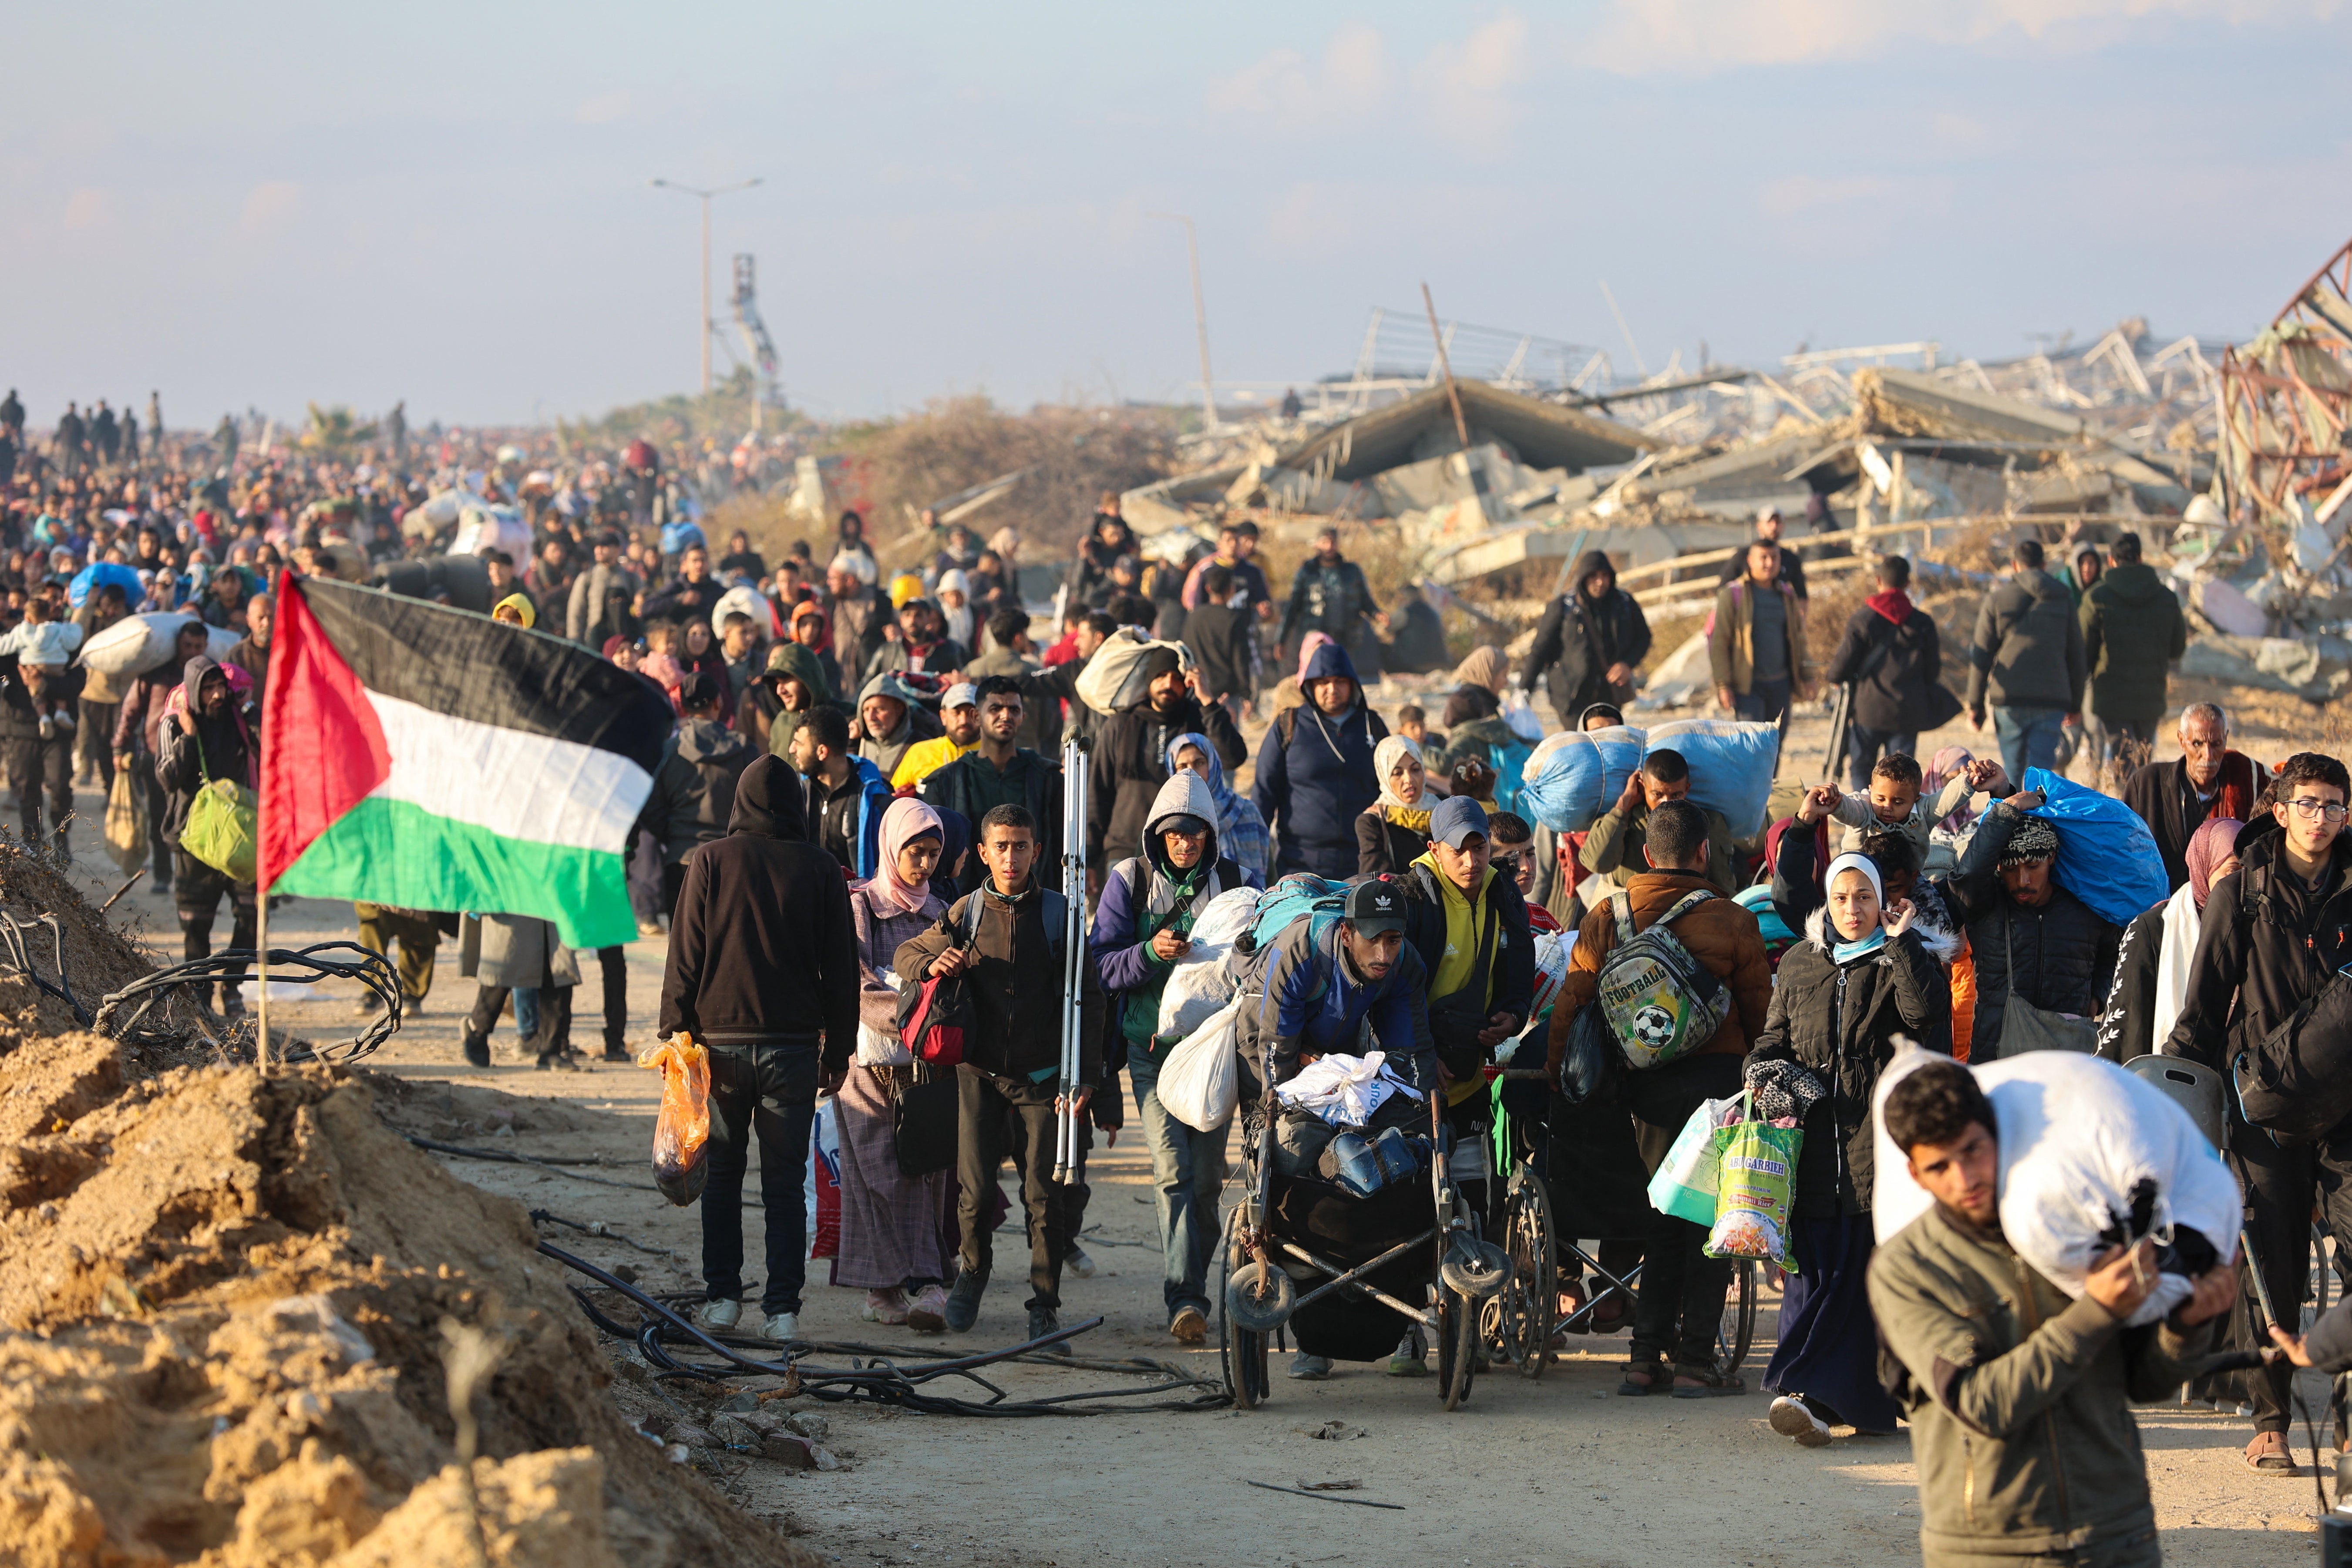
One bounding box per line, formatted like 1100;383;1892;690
259;575;676;950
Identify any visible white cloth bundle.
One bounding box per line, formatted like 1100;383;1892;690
1277;1051;1426;1129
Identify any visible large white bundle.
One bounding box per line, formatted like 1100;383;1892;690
1074;627;1191;715
1157;994;1243;1131
1152;885;1265;1037
79;613;239;678
1189;885;1263;950
450;503;531;560
1872;1047;2241;1326
713;584;778;637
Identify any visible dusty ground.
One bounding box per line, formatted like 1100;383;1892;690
24;677;2338;1568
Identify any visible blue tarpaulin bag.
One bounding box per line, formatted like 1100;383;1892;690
1238;873;1351;955
1645;718;1782;839
2022;768;2170;926
1519;728;1645;833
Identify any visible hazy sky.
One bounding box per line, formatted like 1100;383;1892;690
5;1;2349;429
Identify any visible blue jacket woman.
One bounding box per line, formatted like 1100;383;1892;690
1250;642;1386;878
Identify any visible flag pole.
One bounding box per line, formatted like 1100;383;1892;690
254;577;279;1076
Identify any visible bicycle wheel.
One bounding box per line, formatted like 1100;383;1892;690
1712;1259;1757;1380
1218;1207;1269;1410
1500;1165;1556;1378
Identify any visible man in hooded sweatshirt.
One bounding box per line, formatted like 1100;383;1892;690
1279;528;1383;679
636;673;756;915
662;755;860;1345
1525;550;1651;730
1252;642;1388;879
1824;555;1958;787
154;657;256;1017
855;671;945;781
1967;539;2086;787
1091;772;1262;1343
1086;646;1246;874
2079;533;2186;768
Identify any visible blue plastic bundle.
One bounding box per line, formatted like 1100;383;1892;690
1645;718;1783;839
68;561;145;610
1518;727;1645;834
1241;873;1351;954
2021;768;2170;926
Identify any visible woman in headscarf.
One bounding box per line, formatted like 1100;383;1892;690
677;618;734;725
1746;851;1949;1441
1433;645;1521;804
1920;744;1982;876
935;568;975;650
2104;815;2244;1063
1356;734;1437;877
1167;731;1268;883
838;797;958;1332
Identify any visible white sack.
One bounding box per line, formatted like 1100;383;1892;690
79;612;240;678
1157;993;1243;1132
1872;1046;2241;1326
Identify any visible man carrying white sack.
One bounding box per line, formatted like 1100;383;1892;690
1870;1060;2237;1568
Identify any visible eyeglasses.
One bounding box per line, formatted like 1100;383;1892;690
2287;797;2349;822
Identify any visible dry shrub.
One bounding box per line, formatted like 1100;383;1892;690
830;398;1179;565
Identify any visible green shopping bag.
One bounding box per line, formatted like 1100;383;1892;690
181;727;258;884
1704;1114;1803;1272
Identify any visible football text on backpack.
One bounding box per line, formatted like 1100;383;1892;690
1595;889;1734;1070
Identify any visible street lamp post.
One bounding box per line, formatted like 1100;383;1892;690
650;176;762;394
1147;212;1217;433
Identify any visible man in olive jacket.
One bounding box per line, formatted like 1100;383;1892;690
2079;532;2186;767
1870;1063;2234;1568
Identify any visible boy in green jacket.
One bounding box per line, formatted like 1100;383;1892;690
1868;1063;2236;1568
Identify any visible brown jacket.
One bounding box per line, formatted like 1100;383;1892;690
1706;575;1815;696
1545;870;1772;1074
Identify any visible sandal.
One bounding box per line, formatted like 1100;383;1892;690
1670;1363;1747;1397
2245;1430;2300;1474
1617;1357;1664;1397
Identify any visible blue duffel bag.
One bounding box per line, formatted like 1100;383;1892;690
2022;768;2170;926
1519;727;1645;834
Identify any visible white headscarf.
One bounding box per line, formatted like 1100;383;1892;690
1375;735;1433;816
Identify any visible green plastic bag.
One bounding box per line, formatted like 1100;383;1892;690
181;725;257;884
1705;1116;1803;1272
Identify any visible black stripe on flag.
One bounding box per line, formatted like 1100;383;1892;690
296;575;676;773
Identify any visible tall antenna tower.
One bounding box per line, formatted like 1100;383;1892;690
731;254;783;428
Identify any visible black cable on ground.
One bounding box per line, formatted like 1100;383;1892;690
94;941;400;1063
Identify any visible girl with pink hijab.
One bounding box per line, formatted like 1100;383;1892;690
837;797;958;1329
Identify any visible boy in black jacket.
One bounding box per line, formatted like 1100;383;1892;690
1181;564;1255;716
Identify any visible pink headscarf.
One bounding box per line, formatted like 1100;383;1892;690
858;797;945;918
1296;632;1335;680
1925;745;1979;832
2185;817;2245;910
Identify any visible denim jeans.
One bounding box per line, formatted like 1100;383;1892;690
1733;676;1791;724
514;986;539;1040
1127;1054;1231;1319
1845;726;1918;790
1992;705;2068;788
702;1040;820;1316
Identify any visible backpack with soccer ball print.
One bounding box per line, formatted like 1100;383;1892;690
1594;889;1734;1070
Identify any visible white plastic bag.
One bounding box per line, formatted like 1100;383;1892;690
78;612;239;677
1646;1094;1742;1225
1189;885;1263;951
1158;994;1244;1132
1871;1047;2241;1326
1156;946;1235;1040
1276;1050;1424;1127
1500;692;1546;744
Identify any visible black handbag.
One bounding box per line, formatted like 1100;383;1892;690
891;1062;961;1178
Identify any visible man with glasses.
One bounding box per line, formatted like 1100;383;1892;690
2169;750;2352;1476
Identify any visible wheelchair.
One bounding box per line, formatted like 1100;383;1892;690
1220;1042;1512;1412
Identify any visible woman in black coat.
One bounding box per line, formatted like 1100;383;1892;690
1746;851;1950;1445
1356;734;1439;876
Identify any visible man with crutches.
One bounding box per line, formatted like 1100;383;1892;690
897;793;1104;1346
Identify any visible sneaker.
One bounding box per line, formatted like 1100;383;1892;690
1026;1306;1070;1356
1288;1352;1332;1381
1066;1245;1097;1279
401;995;425;1020
863;1289;910;1326
602;1044;632;1063
461;1033;491;1069
636;920;662;938
906;1284;949;1332
1169;1306;1207;1344
1387;1329;1429;1378
53;710;73;732
760;1309;799;1344
696;1298;742;1332
1770;1395;1834;1448
944;1270;986;1332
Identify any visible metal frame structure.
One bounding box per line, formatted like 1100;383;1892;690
2217;235;2352;535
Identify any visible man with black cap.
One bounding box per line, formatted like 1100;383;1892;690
1087;644;1245;875
661;754;860;1346
1944;784;2121;1060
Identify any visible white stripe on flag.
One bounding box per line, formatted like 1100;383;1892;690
365;690;654;854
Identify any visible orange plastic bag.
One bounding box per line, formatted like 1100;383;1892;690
641;1034;711;1205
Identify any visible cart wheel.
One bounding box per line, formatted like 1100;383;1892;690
1437;1287;1477;1410
1499;1164;1555;1379
1219;1207;1269;1410
1712;1258;1757;1380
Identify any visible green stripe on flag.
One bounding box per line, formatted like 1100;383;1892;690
276;795;636;950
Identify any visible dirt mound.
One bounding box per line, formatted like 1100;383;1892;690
0;1033;812;1568
0;840;155;1056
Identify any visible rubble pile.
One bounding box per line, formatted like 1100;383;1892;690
0;1030;811;1568
0;840;156;1054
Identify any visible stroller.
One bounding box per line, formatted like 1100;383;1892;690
1220;1040;1512;1412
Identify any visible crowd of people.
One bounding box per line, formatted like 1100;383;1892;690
0;387;2332;1562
